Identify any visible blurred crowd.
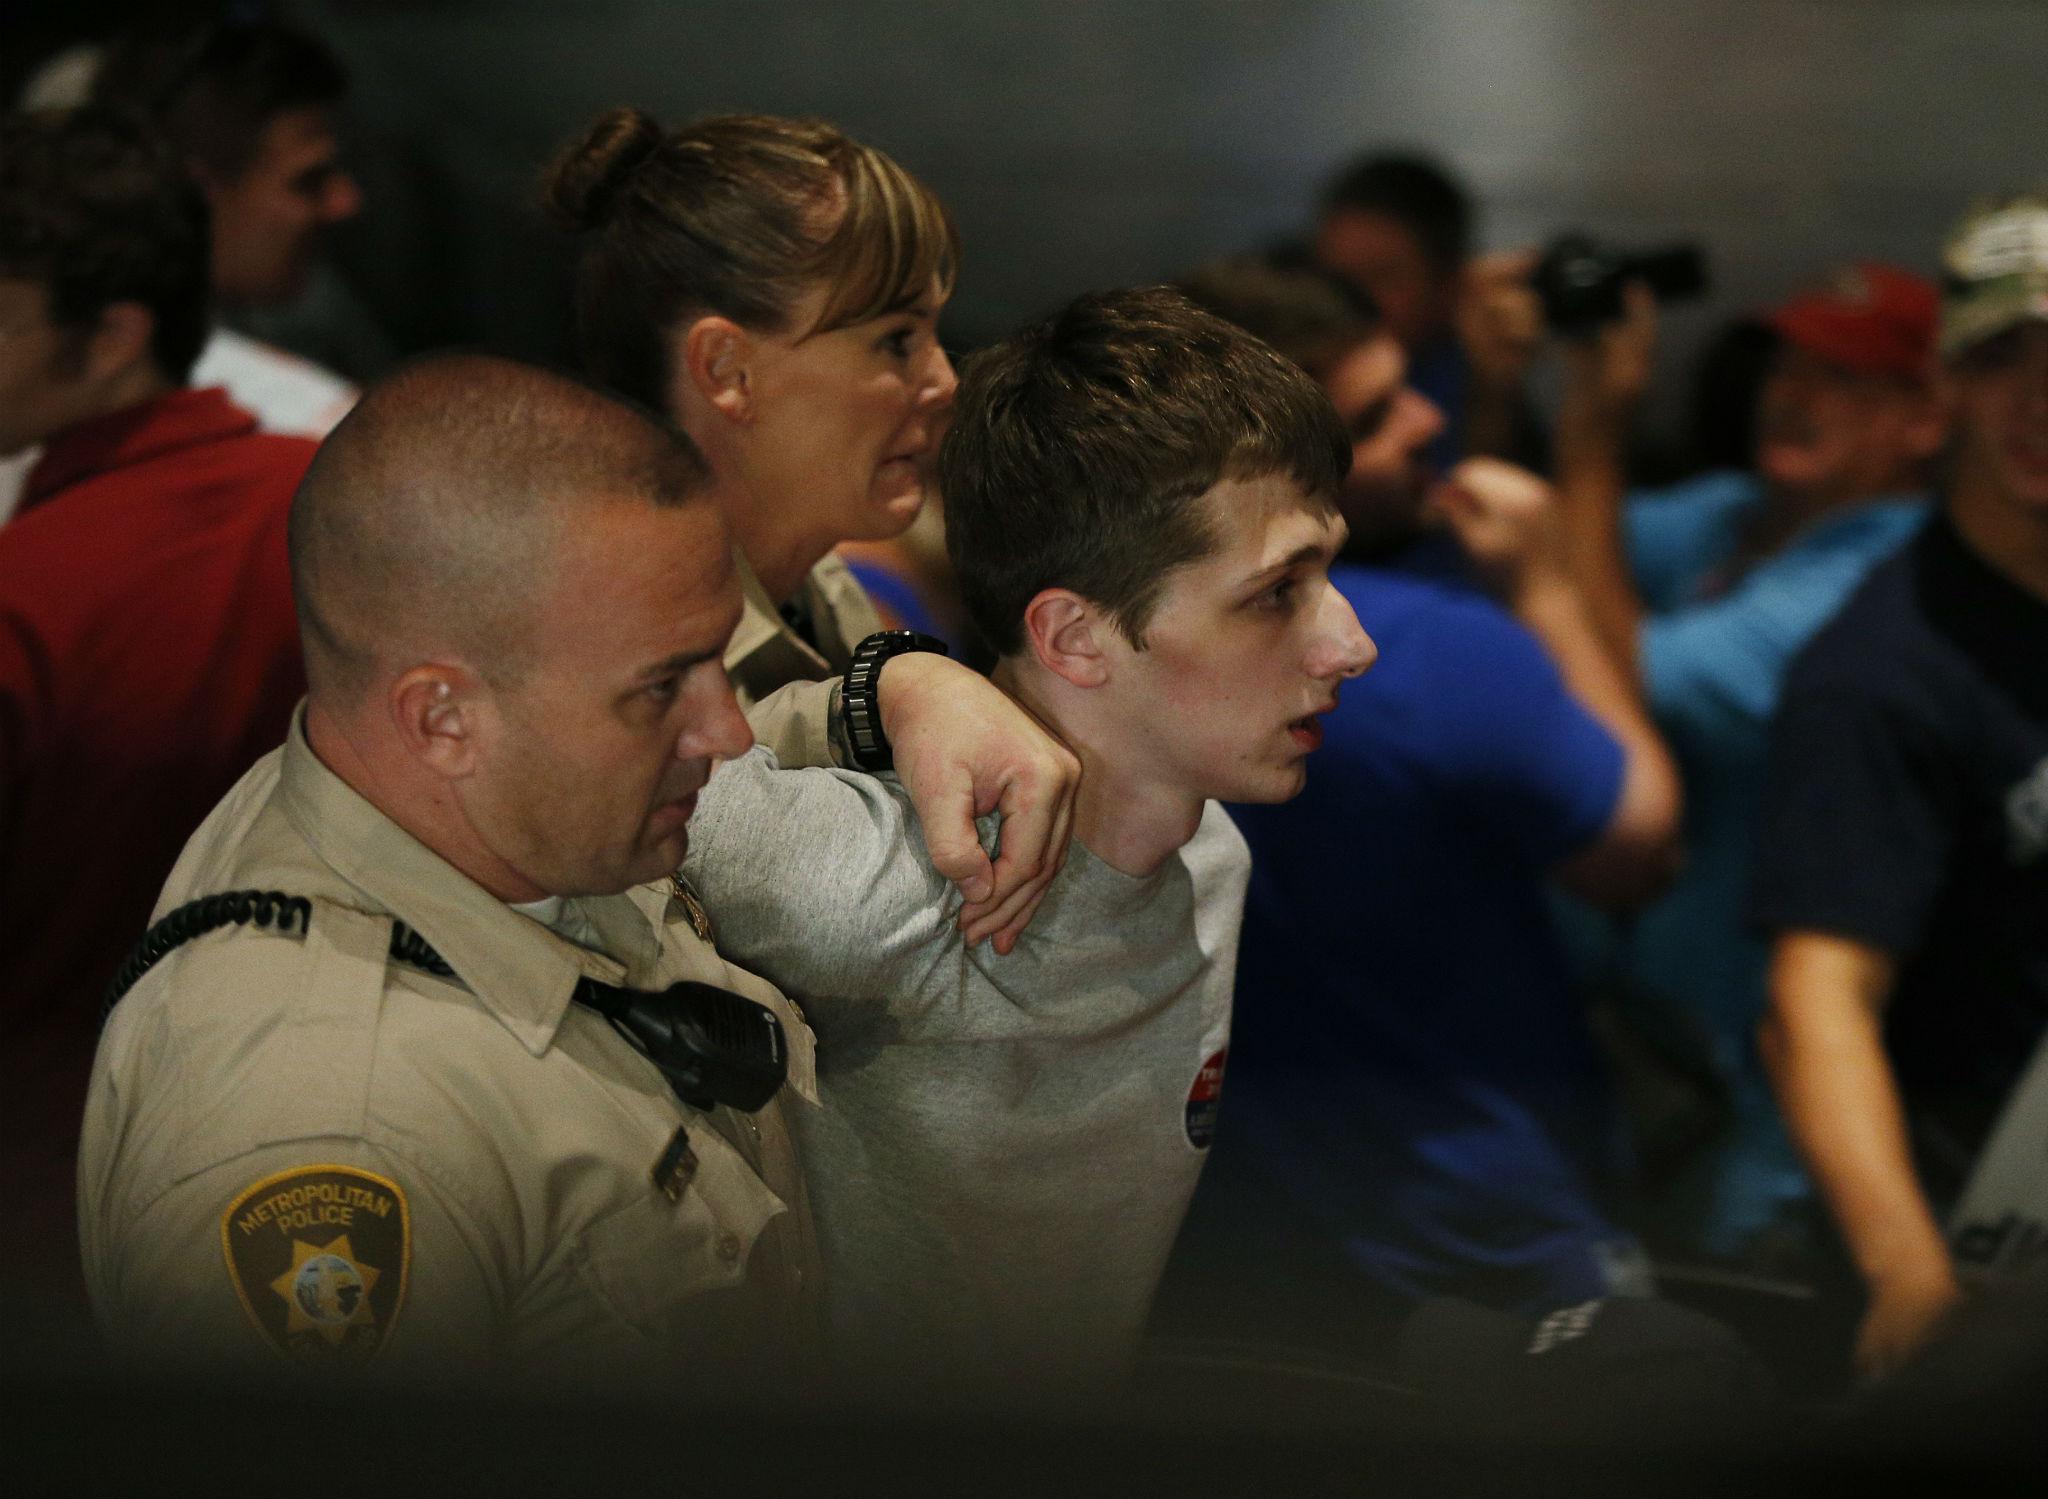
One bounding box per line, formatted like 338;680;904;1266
2;5;2043;1471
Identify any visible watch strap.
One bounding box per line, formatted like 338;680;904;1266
842;630;948;771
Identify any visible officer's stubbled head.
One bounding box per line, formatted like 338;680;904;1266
289;353;757;901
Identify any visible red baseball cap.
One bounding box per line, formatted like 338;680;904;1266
1767;262;1938;378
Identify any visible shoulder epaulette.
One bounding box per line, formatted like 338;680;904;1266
102;890;456;1021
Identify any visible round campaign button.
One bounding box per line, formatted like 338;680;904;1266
1185;1047;1228;1149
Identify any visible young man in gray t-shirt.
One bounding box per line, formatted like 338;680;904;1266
683;287;1376;1398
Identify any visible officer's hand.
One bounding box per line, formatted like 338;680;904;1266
1855;1264;1962;1383
877;652;1080;954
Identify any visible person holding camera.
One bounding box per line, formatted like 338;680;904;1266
1542;263;1945;1262
1312;152;1547;473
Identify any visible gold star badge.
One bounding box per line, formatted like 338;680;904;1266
269;1235;381;1346
221;1164;410;1360
669;871;715;942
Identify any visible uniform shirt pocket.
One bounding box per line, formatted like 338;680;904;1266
571;1124;787;1341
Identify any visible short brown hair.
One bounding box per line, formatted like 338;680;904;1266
92;16;349;181
940;286;1349;657
1320;153;1471;276
291;355;714;698
544;109;959;411
1179;256;1382;382
0;108;212;383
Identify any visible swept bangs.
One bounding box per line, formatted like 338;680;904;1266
804;141;960;335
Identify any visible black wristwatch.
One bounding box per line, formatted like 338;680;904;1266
840;629;948;771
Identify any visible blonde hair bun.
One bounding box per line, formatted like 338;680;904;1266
545;106;663;229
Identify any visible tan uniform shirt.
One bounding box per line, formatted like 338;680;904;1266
78;716;825;1387
725;550;882;709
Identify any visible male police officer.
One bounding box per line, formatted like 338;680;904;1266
78;354;1073;1383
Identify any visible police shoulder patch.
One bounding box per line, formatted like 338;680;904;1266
219;1164;411;1362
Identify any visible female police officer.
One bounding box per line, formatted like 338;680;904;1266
545;112;1066;953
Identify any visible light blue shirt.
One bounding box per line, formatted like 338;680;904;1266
1605;470;1927;1249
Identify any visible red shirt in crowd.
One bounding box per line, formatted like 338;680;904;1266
0;386;315;1292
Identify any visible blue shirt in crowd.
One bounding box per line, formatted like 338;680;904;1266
1586;469;1928;1252
1209;563;1639;1313
840;554;970;659
1407;330;1470;476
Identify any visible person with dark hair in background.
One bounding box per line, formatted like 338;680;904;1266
0;107;315;1299
1312;151;1545;473
1753;195;2048;1380
1163;258;1679;1345
545;108;1077;952
89;11;366;438
1538;266;1943;1266
679;287;1374;1399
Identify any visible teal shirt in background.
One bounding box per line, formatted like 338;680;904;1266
1573;469;1928;1255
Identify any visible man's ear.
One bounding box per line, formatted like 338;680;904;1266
678;315;756;425
84;302;156;383
389;665;486;778
1021;589;1112;688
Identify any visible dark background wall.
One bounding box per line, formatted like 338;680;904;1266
11;0;2047;440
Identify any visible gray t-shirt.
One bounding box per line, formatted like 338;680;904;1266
683;746;1248;1393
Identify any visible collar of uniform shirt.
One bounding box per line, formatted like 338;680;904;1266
277;710;636;1057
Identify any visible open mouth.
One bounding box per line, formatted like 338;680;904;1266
1286;715;1324;752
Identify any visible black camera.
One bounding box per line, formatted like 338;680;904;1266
1532;234;1709;336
